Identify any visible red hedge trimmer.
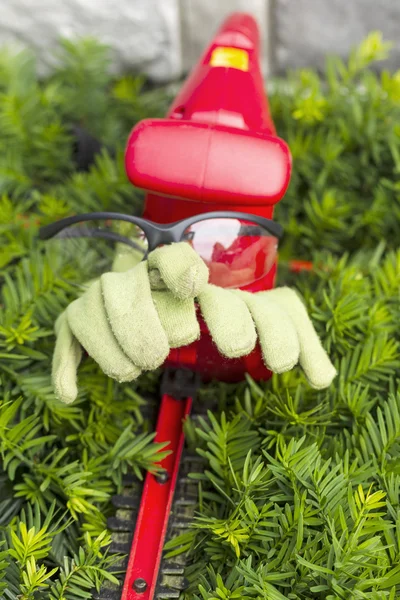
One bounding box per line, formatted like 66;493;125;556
40;12;336;600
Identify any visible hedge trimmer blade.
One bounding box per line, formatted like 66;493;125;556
96;454;201;600
95;371;206;600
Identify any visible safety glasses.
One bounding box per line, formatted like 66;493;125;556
39;211;283;289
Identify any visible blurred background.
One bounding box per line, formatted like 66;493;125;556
1;0;399;82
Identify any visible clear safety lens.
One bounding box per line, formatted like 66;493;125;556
183;218;278;288
45;219;148;284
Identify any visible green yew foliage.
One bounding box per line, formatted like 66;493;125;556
0;40;169;598
1;30;400;599
167;33;400;600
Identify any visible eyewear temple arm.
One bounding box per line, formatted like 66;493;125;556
38;212;143;241
49;227;146;253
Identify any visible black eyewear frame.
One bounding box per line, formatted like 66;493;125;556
39;211;283;253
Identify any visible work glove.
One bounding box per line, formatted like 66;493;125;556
197;285;336;390
52;241;336;404
52;243;208;403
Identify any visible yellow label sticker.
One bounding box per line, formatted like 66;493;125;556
210;47;249;71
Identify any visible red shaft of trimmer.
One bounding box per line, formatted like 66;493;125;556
121;393;192;600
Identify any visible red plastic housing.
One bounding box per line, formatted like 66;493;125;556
126;119;291;207
124;12;292;382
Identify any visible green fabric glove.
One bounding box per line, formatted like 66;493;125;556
197;284;336;389
52;242;208;403
52;312;83;404
52;239;335;403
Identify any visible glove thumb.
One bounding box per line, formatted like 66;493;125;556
148;242;208;299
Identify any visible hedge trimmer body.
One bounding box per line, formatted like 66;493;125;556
104;12;291;600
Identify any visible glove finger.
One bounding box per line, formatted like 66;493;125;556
152;291;200;348
52;312;83;404
101;262;169;370
237;291;300;373
67;280;141;382
268;287;337;389
198;284;256;358
148;242;209;300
